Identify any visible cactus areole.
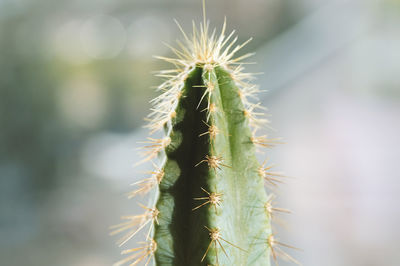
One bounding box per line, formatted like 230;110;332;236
111;2;299;266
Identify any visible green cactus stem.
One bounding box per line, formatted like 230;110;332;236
111;2;299;266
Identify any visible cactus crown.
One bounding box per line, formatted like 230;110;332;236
112;1;299;265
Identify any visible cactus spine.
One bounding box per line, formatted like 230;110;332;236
112;2;299;266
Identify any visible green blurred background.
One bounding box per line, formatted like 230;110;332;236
1;0;400;265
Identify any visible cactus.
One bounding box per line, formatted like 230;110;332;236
112;2;299;266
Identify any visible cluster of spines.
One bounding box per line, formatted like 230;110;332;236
111;2;299;265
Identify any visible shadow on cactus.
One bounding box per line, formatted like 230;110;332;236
111;2;300;266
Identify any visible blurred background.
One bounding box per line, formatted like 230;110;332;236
1;0;400;265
